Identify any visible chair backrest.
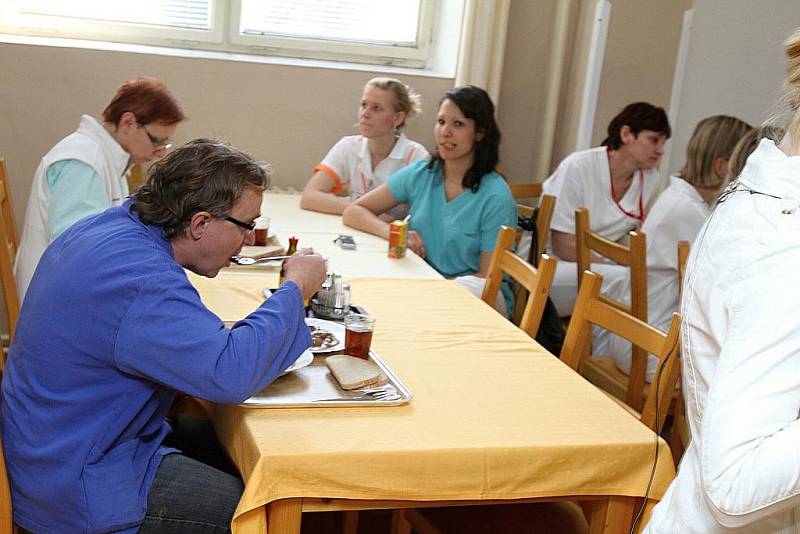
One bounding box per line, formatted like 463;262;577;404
482;226;557;339
677;240;690;297
670;240;691;466
126;163;145;193
0;160;19;354
509;182;556;262
575;207;648;408
561;271;681;433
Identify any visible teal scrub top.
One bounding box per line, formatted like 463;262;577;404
388;160;517;313
46;159;118;241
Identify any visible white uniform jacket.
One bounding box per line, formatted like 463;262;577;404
645;139;800;533
596;176;712;380
15;115;129;299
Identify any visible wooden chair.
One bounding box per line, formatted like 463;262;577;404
508;182;555;261
1;369;15;534
574;207;649;410
508;183;557;326
126;163;145;193
561;271;682;435
0;432;13;534
482;226;557;338
0;160;19;369
669;241;691;465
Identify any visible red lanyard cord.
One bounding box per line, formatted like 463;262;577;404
607;150;645;223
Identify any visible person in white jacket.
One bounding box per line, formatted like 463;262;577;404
644;27;800;533
595;114;752;381
15;77;185;300
300;77;429;221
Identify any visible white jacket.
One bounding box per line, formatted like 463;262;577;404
644;139;800;533
15;115;129;299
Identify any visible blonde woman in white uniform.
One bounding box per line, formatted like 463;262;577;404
594;114;752;382
542;102;671;316
300;77;429;220
644;28;800;533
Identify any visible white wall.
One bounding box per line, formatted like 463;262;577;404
667;0;800;174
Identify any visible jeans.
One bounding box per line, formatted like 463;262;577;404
137;416;244;534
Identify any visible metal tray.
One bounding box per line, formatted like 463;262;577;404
241;349;412;408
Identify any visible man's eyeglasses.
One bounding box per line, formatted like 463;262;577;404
223;215;256;233
137;122;173;150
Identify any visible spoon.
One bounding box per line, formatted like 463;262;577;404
230;255;291;265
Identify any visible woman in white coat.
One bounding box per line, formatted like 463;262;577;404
541;102;671;316
300;77;429;220
644;27;800;533
15;77;184;299
594;114;752;382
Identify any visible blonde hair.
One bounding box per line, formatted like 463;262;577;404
727;124;786;180
678;115;752;188
785;28;800;147
366;77;422;129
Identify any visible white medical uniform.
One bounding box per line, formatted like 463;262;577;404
542;147;659;315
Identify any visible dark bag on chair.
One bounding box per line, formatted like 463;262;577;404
518;211;565;357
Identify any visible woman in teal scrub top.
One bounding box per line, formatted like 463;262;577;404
343;85;517;315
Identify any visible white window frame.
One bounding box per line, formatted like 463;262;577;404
0;0;437;68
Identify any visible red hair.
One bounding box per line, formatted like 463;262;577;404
102;77;186;126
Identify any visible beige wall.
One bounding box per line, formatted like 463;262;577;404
666;0;800;175
0;42;452;227
552;0;691;168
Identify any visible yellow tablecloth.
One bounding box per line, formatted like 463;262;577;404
191;276;675;534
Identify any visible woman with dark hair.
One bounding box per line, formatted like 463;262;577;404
15;76;186;299
540;101;671;316
343;85;516;315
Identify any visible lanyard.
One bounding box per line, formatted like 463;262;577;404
607;149;644;223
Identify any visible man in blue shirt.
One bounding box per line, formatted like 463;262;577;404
1;139;327;533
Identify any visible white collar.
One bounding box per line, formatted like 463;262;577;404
77;115;130;176
739;139;800;200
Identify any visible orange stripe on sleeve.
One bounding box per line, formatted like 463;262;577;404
314;164;346;195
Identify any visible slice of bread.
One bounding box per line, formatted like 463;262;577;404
326;355;389;390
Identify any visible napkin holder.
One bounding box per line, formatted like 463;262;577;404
326;355;388;390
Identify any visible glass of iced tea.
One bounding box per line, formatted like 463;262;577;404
254;217;270;246
344;313;375;359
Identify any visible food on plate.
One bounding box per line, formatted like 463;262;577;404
309;325;338;349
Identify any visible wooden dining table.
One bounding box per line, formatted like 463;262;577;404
188;194;675;534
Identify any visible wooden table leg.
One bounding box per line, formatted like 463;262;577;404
603;496;636;534
342;511;359;534
266;498;302;534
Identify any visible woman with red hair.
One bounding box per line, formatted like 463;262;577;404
15;76;185;299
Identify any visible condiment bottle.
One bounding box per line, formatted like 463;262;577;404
278;236;298;286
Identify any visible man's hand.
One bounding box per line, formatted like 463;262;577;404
283;248;327;300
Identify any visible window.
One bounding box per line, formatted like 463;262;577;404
0;0;436;67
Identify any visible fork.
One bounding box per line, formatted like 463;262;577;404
312;389;400;402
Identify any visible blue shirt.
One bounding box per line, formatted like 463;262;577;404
388;160;517;314
387;160;517;278
1;201;310;534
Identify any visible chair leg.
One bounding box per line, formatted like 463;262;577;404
342;511;359;534
390;510;413;534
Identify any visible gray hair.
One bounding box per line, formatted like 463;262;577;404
132;139;269;238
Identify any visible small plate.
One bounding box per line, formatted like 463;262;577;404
305;317;345;353
281;349;314;376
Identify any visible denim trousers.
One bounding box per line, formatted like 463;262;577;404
136;415;244;534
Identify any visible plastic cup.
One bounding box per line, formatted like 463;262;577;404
254;217;270;246
344;314;375;359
